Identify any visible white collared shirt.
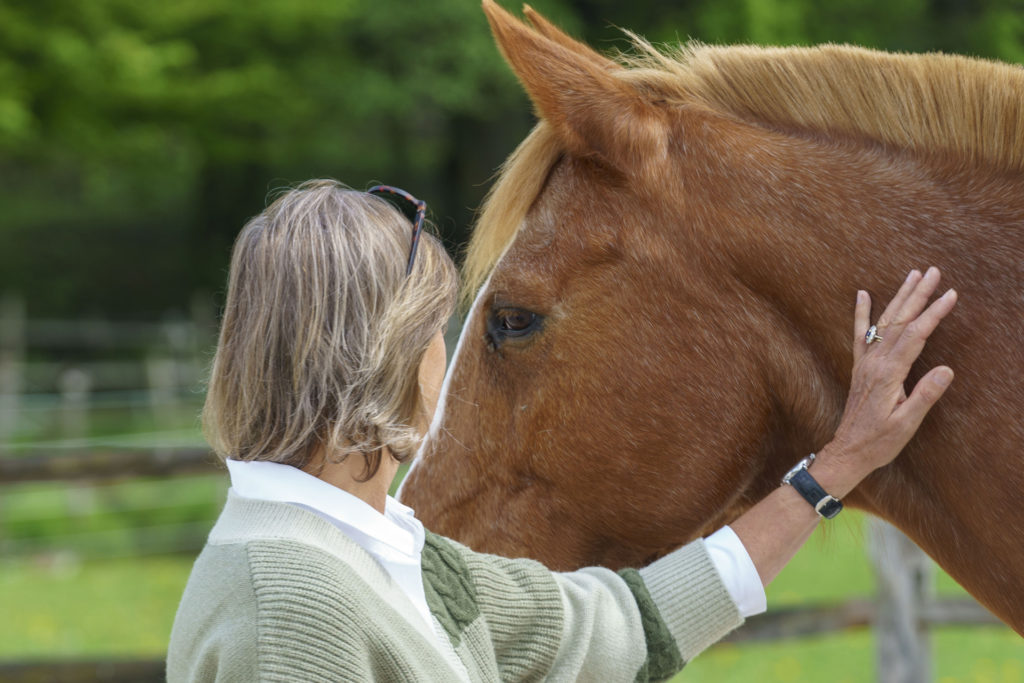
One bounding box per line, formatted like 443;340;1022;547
224;459;767;620
704;526;767;617
225;459;436;632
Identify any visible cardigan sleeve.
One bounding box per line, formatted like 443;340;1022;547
423;532;742;683
632;538;744;673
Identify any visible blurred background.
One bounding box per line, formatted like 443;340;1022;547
1;0;1022;681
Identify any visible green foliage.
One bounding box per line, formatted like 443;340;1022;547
575;0;1024;57
0;0;1022;316
0;0;527;316
0;0;516;186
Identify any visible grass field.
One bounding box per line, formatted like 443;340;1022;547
3;475;1022;682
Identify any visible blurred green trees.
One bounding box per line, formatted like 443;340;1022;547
0;0;1020;317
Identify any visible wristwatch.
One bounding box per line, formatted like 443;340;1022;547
781;454;844;519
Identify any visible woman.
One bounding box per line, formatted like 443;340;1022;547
167;179;957;682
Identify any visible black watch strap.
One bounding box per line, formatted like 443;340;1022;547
782;457;843;519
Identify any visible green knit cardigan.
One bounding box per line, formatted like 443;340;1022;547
166;493;742;682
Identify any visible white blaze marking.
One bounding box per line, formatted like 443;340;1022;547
396;271;496;502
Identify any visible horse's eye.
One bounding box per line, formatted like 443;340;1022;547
486;307;542;349
498;309;536;332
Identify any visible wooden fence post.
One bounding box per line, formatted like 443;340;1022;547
145;355;178;430
0;292;25;455
146;318;191;430
58;367;92;440
869;519;933;682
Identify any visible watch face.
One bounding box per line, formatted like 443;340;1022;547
782;459;809;484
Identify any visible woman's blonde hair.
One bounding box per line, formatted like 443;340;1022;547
203;179;457;479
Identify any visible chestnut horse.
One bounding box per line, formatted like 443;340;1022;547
399;1;1024;634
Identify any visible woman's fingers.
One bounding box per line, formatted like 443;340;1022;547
886;266;942;331
854;267;956;404
853;290;871;363
864;267;955;366
876;267;942;344
854;265;956;370
888;288;958;361
875;269;923;330
890;364;955;439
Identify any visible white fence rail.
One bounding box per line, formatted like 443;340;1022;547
0;291;214;456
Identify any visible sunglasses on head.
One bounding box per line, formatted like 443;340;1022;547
367;185;427;276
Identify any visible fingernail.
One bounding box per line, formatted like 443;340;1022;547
935;369;953;386
926;266;938;277
941;288;956;300
856;290;866;302
906;269;920;282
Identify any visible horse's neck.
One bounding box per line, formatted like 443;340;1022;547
711;133;1022;423
711;134;1024;628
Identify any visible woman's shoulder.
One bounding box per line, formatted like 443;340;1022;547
169;538;392;653
206;496;394;599
168;538;430;683
174;537;369;622
184;494;395;619
167;542;260;682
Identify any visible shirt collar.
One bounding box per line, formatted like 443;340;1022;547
225;459;423;557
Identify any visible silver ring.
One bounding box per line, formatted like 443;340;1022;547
865;325;884;345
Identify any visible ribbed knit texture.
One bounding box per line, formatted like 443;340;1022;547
618;568;684;681
638;538;743;662
435;533;566;680
167;493;742;682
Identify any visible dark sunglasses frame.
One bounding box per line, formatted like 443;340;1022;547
367;185;427;276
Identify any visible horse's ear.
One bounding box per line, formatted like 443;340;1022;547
520;4;621;74
483;0;667;171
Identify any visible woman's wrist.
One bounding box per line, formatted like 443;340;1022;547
804;442;875;500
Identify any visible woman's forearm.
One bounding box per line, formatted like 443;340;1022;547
728;444;871;587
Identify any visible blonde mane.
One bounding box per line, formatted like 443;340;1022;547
464;39;1024;302
461;122;562;307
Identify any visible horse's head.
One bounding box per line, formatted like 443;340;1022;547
398;2;855;570
397;5;1024;634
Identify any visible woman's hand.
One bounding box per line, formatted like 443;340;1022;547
730;267;957;588
821;267;957;489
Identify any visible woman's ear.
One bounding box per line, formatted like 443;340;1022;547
483;0;668;173
417;331;447;433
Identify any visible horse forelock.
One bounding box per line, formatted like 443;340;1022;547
462;123;562;308
466;36;1024;308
